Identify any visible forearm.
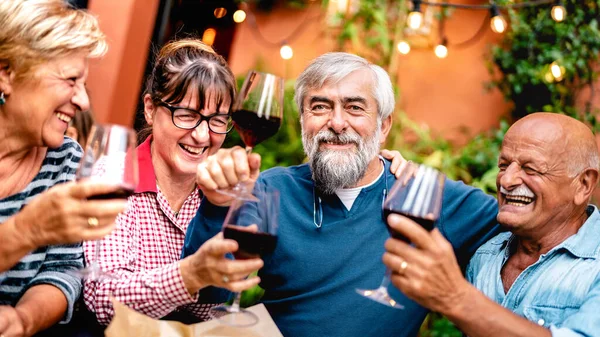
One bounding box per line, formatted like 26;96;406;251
85;262;196;325
15;285;68;337
0;217;37;271
446;284;552;337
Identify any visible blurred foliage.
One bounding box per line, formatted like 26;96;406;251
487;0;600;129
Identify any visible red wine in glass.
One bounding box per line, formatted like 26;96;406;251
223;225;278;259
357;164;445;309
218;71;284;200
87;186;135;200
232;110;282;148
210;187;279;327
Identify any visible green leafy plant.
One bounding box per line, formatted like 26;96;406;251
488;0;600;129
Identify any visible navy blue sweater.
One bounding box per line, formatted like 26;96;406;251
183;160;499;337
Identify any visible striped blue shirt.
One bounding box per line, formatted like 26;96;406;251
0;137;83;323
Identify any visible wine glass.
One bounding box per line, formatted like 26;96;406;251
209;187;280;327
74;124;138;280
356;164;445;308
219;70;284;200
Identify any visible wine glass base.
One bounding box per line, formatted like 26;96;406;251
356;287;404;309
69;264;116;281
209;305;259;327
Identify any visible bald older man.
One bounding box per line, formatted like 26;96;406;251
384;113;600;336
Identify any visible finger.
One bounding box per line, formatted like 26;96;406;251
196;162;219;191
247;153;261;181
80;199;128;217
384;239;433;275
387;213;434;250
219;258;264;275
231;147;251;182
394;160;409;181
225;275;262;293
203;238;239;257
206;159;233;190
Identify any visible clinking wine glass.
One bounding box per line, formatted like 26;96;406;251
356;164;445;309
218;70;284;201
209;187;279;327
74;124;138;280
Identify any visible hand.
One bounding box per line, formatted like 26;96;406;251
382;213;469;315
14;180;128;248
0;305;27;337
180;229;264;294
380;149;416;180
196;146;261;206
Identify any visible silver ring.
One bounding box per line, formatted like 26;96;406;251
222;275;229;283
88;217;99;227
399;261;409;274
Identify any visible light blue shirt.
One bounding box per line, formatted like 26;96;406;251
467;205;600;336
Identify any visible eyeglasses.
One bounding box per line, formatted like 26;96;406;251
158;100;233;134
313;156;388;228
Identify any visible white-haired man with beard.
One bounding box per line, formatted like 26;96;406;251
182;52;500;337
383;113;600;336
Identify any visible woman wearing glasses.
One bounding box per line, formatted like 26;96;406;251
83;39;264;325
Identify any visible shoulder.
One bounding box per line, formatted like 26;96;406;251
473;232;511;255
258;164;312;183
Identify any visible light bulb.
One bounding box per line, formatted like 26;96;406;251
551;4;566;22
214;7;227;19
550;61;565;81
202;28;217;46
397;41;411;55
407;11;423;30
280;45;293;60
490;15;507;33
233;10;247;23
490;5;507;34
434;44;448;59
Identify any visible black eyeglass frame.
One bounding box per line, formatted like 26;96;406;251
158;100;233;134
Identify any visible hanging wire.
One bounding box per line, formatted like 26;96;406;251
244;7;322;48
420;0;555;10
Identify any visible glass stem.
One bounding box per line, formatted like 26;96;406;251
379;268;392;290
245;146;253;155
231;292;242;312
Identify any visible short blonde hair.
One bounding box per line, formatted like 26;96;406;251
0;0;107;79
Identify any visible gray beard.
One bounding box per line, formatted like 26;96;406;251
302;127;381;195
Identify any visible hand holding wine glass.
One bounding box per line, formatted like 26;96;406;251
218;70;283;200
74;124;138;280
356;164;445;309
210;186;279;327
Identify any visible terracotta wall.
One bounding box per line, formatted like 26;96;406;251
86;0;159;127
228;2;511;144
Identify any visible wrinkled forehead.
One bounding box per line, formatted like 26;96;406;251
501;122;568;162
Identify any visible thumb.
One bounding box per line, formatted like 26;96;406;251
248;153;261;180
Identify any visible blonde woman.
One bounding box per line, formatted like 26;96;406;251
0;1;127;336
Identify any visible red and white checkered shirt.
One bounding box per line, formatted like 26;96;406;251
83;136;215;325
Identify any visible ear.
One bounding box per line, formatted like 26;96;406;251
0;61;15;95
379;114;393;144
574;168;599;206
143;94;156;126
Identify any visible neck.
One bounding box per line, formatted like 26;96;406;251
515;208;589;257
150;145;196;213
352;156;383;188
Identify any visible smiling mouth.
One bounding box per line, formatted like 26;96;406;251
56;112;72;123
503;194;535;207
180;144;207;155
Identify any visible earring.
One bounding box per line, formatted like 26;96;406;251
0;92;5;105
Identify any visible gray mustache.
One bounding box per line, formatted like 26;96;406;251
315;131;361;145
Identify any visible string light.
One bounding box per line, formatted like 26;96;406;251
550;61;565;81
280;44;294;60
397;41;411;55
434;39;448;59
551;1;566;22
214;7;227;19
202;28;216;46
407;0;423;30
490;4;508;33
233;9;247;23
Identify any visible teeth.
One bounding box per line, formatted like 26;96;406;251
181;144;205;155
56;112;72;123
505;194;534;205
